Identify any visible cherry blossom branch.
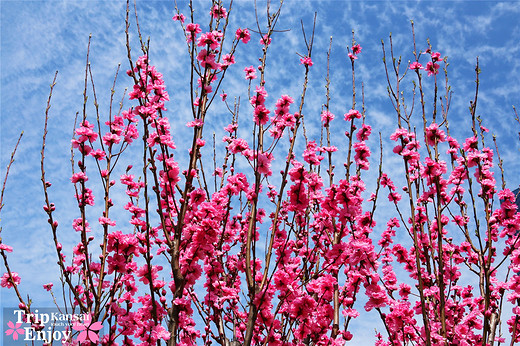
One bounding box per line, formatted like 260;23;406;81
40;71;87;312
0;132;29;310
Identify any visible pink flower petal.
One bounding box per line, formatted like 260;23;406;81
76;330;87;343
72;323;86;331
87;330;99;342
90;321;103;331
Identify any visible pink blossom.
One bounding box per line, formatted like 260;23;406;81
343;308;360;318
185;23;202;42
244;66;257;80
356;124;372;141
197;32;220;50
257;151;273;175
344;109;361;121
221;54;235;69
99;217;116;227
388;192;401;202
453;215;469;226
352;44;362;55
303;141;324;165
409;61;423;70
425;123;446;146
354;141;371;170
390;128;411;141
224;123;237;134
90;149;106;160
197;49;219;69
253;105;270;125
72;217;91;233
274;95;293;118
228;138;249;154
300;56;313;67
210;5;227;19
0;244;13;252
321;110;334;126
425;61;440;76
463;136;478;151
235;28;251;44
431;51;442;62
172;13;185;23
1;272;20;288
289;295;316;319
348;44;362;60
380;173;395;190
102;132;121;146
71;172;88;183
260;34;271;46
420;157;447;184
364;282;387;311
186;119;204;128
321;146;338;153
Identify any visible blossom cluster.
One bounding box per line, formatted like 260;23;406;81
1;2;518;346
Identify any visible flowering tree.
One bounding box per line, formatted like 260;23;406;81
374;30;520;345
1;1;519;345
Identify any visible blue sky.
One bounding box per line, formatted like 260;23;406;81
1;0;519;344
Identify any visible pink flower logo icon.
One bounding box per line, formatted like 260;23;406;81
5;321;24;340
72;314;103;343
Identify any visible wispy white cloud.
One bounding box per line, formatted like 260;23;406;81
1;0;519;344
